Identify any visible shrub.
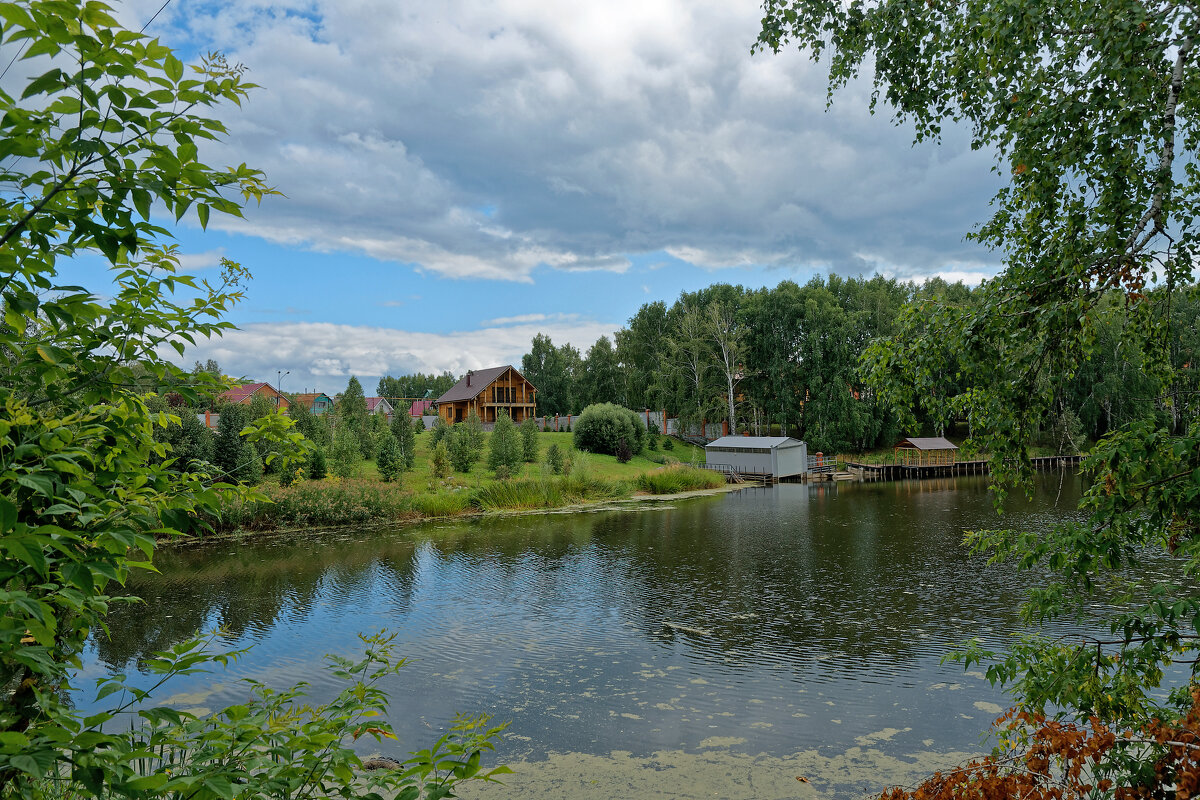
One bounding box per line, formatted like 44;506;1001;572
544;443;564;474
663;435;675;451
391;413;416;470
429;416;451;447
520;417;540;462
615;437;633;463
648;431;659;451
572;402;646;456
330;424;362;478
415;416;426;432
447;429;476;473
637;464;725;494
309;447;328;480
431;439;451;479
462;410;486;460
487;412;523;474
377;433;402;482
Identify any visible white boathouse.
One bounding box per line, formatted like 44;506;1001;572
704;436;809;479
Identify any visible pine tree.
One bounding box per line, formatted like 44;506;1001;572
376;433;402;482
520;417;539;463
337;376;370;458
213;403;249;480
488;412;523;474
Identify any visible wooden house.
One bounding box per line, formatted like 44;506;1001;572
217;382;289;411
435;365;536;424
893;437;958;467
292;392;334;416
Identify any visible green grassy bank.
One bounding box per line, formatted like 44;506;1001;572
210;432;722;534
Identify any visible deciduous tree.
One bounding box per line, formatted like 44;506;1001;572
759;0;1200;791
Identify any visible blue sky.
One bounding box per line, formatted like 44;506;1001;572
65;0;1007;396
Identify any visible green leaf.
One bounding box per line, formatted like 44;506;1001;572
164;54;184;83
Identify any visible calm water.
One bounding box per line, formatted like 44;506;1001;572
81;472;1091;796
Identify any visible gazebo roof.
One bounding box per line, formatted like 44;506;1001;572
896;437;958;451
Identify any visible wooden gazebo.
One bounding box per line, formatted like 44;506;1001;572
894;437;958;467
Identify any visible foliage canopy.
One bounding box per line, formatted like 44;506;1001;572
758;0;1200;792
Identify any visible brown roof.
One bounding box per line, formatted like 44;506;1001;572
436;365;530;403
897;437;958;451
219;382;270;404
293;392;332;407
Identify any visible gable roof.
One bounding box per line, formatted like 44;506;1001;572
219;382;270;404
436;365;531;404
293;392;333;407
706;436;805;449
365;397;393;413
897;437;958;450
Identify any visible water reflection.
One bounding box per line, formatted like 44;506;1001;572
87;472;1086;764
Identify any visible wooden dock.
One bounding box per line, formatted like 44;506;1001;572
842;455;1082;481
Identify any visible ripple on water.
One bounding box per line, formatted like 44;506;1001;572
84;472;1112;792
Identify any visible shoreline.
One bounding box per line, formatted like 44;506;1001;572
170;482;747;548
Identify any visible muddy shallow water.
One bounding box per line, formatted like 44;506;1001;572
82;472;1092;797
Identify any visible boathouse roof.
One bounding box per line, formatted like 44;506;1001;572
706;436;805;450
896;437;958;451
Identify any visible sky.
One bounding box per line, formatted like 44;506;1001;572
71;0;1004;396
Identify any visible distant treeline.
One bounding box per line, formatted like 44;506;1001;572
376;371;457;402
510;275;1200;454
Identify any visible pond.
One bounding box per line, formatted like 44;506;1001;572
82;471;1089;797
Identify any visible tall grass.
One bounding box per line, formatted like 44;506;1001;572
471;478;565;510
214;479;418;531
471;472;629;511
636;464;726;494
411;491;472;517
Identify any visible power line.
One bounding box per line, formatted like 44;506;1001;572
141;0;174;33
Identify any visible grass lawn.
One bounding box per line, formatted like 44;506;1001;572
353;430;706;491
236;432;714;533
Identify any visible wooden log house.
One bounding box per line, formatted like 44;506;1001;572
435;365;537;424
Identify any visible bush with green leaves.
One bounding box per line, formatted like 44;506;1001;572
376;432;402;483
29;632;508;800
0;3;320;795
391;413;417;471
431;439;452;479
308;447;328;480
572;403;646;457
288;396;330;447
429;416;451;447
544;443;564;475
446;428;478;473
462;410;486;461
329;424;362;478
487;412;523;474
520;417;540;462
663;436;675;451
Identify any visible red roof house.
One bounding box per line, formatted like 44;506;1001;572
217;382;289;411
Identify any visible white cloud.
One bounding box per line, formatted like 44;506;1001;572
137;0;1002;282
175;248;226;271
174;318;619;395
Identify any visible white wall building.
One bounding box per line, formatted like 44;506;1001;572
704;436;809;478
